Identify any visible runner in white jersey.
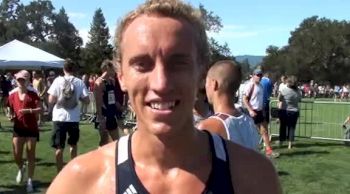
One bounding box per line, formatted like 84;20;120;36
198;60;260;150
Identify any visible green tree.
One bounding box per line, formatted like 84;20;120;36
0;0;28;44
264;16;350;84
23;0;55;42
51;7;82;61
199;4;234;64
82;8;112;73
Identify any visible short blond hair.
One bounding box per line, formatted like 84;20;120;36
114;0;210;67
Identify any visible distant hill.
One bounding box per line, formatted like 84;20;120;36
235;55;264;68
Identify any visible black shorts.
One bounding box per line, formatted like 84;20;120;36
252;110;264;124
95;116;118;131
51;122;79;149
13;127;39;141
263;102;270;123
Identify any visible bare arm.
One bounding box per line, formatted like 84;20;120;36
47;142;117;194
197;118;228;139
79;80;90;105
242;95;257;117
227;142;282;194
48;94;57;113
19;99;41;114
94;78;104;121
39;79;48;98
80;95;90;104
47;152;98;194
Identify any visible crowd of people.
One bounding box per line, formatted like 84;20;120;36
272;78;350;101
0;59;127;192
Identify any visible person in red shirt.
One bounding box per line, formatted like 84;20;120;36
7;70;41;192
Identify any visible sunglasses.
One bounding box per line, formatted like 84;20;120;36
16;78;26;81
255;74;263;77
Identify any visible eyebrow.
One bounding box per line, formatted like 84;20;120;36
168;53;192;60
128;54;152;65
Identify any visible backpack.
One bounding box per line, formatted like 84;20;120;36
56;77;78;109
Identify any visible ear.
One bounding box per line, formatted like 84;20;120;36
213;79;219;91
115;61;127;92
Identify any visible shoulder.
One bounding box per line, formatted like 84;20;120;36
27;90;39;98
9;87;18;96
198;117;222;130
198;117;227;139
47;142;117;194
51;76;63;86
226;142;281;194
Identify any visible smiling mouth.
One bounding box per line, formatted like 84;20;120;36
147;100;180;110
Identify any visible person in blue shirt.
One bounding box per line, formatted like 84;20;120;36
260;72;273;125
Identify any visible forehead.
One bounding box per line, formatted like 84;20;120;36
120;15;197;59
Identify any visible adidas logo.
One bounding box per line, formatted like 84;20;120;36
123;184;138;194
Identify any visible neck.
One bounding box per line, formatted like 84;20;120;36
64;72;73;76
212;94;239;116
193;101;210;118
132;120;207;170
18;86;27;93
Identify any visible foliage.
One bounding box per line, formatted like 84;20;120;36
22;0;55;42
51;7;82;61
263;16;350;84
81;8;112;74
0;0;83;71
199;4;234;65
0;0;28;44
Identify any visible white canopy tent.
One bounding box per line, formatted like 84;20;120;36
0;39;64;70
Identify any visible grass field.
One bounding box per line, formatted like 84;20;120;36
1;105;350;193
269;100;350;140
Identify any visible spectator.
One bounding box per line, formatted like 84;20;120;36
0;74;12;116
47;1;281;193
260;72;273;135
198;60;259;150
7;70;41;192
243;69;279;158
46;71;56;88
6;72;17;88
32;71;47;125
278;75;302;149
80;74;90;119
47;59;90;172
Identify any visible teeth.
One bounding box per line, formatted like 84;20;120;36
150;102;175;110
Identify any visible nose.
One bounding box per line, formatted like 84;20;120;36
149;60;173;94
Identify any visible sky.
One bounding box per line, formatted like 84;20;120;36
22;0;350;56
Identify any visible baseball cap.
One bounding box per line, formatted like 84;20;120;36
253;69;263;75
15;70;30;80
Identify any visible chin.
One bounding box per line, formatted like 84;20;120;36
145;120;185;138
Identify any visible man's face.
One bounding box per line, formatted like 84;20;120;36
118;15;200;135
253;73;262;83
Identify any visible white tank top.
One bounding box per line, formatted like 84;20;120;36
210;112;260;150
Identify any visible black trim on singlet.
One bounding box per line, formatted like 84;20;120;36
116;131;235;194
117;133;149;194
202;130;235;194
